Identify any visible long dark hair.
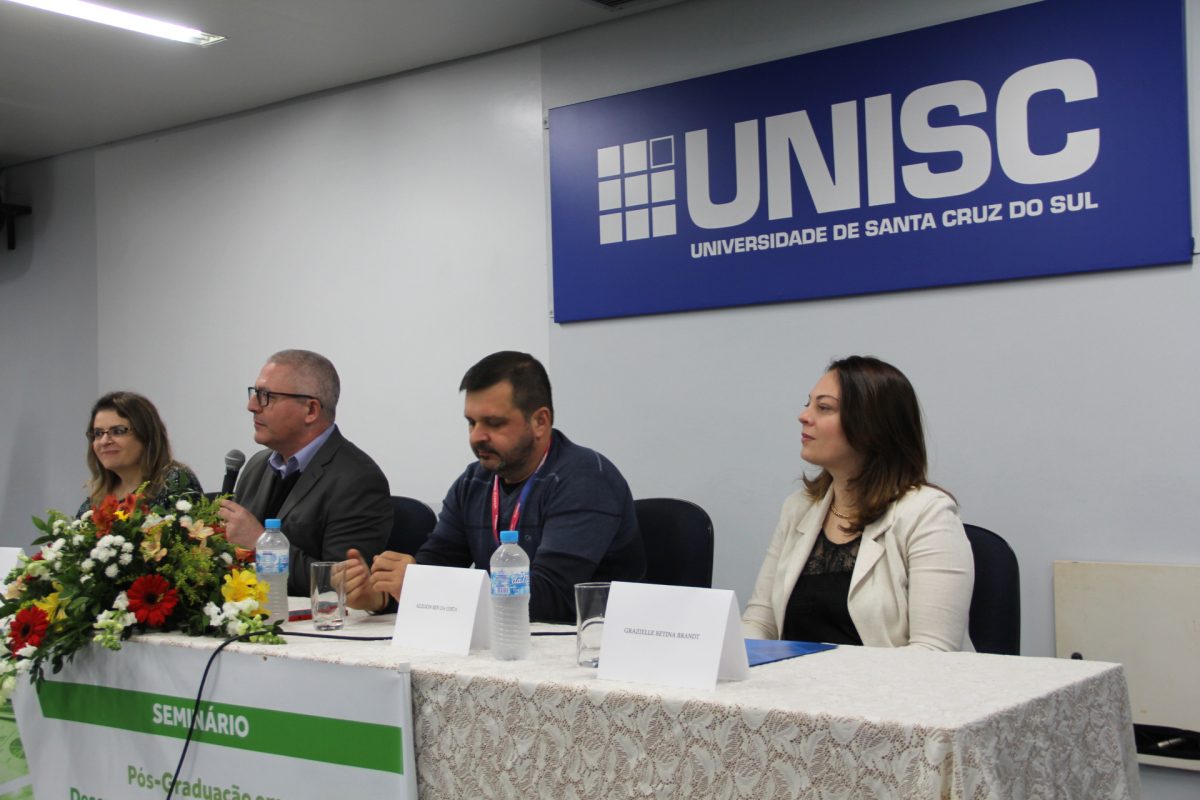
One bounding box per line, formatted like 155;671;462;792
85;391;177;503
803;356;931;531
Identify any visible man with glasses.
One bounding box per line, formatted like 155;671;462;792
218;349;392;596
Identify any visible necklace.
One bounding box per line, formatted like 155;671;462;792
829;504;854;520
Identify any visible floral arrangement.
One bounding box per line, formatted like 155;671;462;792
0;490;282;698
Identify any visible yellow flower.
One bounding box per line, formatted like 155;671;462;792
221;569;268;608
140;524;168;562
114;510;129;521
33;590;67;622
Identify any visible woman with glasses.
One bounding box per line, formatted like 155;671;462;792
78;391;203;517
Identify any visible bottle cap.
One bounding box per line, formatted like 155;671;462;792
265;518;282;529
499;530;519;543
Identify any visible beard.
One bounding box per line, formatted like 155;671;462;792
475;429;537;481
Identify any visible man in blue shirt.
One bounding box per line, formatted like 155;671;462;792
346;351;644;622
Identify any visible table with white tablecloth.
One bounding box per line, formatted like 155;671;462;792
17;612;1141;799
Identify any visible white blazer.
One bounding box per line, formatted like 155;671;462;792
742;485;975;651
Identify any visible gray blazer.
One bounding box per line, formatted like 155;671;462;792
236;426;392;596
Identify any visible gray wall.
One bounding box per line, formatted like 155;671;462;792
0;152;98;536
0;0;1196;794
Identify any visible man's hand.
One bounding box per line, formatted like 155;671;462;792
369;551;416;605
217;499;265;549
343;548;387;612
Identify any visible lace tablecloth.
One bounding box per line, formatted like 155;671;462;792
146;615;1140;800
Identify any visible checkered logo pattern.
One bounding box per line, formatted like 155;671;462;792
596;137;677;244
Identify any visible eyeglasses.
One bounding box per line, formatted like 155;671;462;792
87;425;131;441
247;387;319;408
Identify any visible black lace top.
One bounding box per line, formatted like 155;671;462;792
76;464;204;519
781;529;864;645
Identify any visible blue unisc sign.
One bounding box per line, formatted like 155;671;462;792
548;0;1193;322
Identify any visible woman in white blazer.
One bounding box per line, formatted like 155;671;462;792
742;356;974;651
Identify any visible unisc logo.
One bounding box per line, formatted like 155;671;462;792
596;58;1100;247
597;137;677;244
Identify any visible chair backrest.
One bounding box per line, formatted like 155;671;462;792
389;496;437;556
963;523;1021;655
633;498;714;588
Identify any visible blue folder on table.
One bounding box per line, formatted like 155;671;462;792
745;638;836;667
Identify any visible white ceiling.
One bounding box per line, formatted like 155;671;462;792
0;0;688;168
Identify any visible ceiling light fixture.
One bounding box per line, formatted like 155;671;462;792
4;0;226;46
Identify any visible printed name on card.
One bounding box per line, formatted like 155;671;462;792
391;564;490;654
598;581;749;690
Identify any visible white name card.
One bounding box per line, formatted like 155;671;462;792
598;581;750;690
0;547;24;581
391;564;490;654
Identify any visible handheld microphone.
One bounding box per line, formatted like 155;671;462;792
221;449;246;496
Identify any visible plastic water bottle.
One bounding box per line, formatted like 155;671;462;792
490;530;530;660
255;518;290;623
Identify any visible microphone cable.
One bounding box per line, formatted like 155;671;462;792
166;623;567;796
164;630;259;800
164;627;395;797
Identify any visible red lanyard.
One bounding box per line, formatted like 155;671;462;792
491;443;551;543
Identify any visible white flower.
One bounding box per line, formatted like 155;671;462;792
80;510;94;522
179;516;193;528
80;559;95;573
235;598;259;614
113;592;129;611
15;660;31;675
220;552;233;565
89;546;114;563
104;563;119;579
140;514;163;530
80;575;92;584
52;519;67;532
110;535;126;546
121;542;133;553
225;619;248;637
118;553;132;566
0;675;14;695
175;499;193;513
15;644;36;659
72;534;84;546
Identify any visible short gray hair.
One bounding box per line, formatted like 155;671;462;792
268;349;340;420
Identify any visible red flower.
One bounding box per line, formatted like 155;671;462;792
118;493;144;519
126;575;179;627
30;552;43;562
91;495;119;536
9;606;49;654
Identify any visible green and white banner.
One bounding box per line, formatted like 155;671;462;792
13;640;415;799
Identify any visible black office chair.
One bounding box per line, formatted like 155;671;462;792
963;523;1020;655
633;498;714;588
389;495;437;555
